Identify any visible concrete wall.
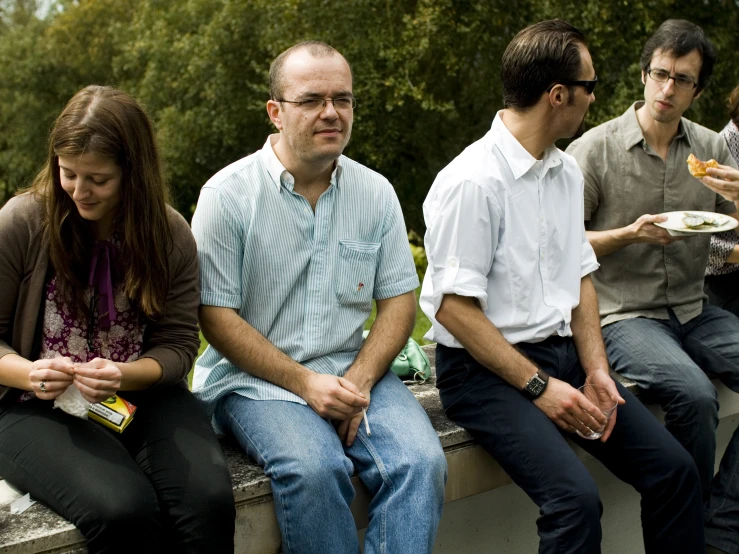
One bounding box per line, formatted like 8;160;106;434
428;413;739;554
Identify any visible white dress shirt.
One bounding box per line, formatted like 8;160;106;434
420;112;599;347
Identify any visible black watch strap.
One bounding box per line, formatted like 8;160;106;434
521;370;549;400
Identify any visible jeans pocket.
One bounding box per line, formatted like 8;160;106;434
335;240;380;307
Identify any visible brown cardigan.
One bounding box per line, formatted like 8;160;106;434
0;193;201;402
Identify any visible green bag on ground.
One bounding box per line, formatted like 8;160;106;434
362;332;432;384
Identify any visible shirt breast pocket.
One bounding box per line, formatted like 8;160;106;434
335;240;380;307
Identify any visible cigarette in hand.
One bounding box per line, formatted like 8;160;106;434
362;407;371;436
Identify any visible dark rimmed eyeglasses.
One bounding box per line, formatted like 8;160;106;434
646;68;697;91
546;76;598;95
276;96;357;112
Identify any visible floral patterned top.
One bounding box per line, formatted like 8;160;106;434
17;274;145;403
18;237;145;402
707;121;739;276
39;276;145;363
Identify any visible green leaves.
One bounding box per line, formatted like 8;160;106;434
1;0;738;226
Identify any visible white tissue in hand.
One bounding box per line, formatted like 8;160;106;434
53;386;91;419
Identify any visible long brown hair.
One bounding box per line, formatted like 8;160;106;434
27;85;172;318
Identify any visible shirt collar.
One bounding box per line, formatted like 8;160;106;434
622;101;691;150
488;111;562;180
261;134;344;192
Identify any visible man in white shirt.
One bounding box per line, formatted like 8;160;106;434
421;20;703;554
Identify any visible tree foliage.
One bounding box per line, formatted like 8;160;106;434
1;0;738;229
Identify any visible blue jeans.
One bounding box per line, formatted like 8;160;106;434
216;371;447;554
436;338;704;554
603;304;739;554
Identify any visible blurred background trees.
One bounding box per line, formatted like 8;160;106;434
1;0;738;232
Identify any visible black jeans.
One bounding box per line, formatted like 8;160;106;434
0;385;235;554
705;272;739;318
435;338;704;554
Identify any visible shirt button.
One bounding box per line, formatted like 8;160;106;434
447;258;458;268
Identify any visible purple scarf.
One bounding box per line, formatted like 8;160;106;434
88;240;118;329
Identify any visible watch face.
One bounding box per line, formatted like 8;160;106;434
526;375;546;396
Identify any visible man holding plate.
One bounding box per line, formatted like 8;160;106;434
567;19;739;554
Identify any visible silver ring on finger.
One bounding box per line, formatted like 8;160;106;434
39;381;47;393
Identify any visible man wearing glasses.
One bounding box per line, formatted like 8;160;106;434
421;20;703;553
567;19;739;554
191;41;446;554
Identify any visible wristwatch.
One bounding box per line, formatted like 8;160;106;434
522;370;549;400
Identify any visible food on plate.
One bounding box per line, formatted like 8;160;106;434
681;212;723;229
687;153;719;178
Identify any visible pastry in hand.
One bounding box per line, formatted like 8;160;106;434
687;153;719;178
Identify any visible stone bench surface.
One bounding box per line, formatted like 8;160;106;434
224;345;639;504
0;344;642;552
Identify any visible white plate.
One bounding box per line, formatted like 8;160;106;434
654;211;739;236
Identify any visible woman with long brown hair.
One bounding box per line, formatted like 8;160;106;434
0;86;235;553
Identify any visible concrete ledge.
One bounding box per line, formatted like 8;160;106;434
2;344;738;554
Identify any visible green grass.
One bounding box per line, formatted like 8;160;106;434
363;285;431;345
198;333;209;357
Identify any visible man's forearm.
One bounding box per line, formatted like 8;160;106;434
199;306;312;396
344;291;416;391
570;275;609;375
435;294;538;389
586;228;635;257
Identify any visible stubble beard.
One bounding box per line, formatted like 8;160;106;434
651;110;680;125
573;116;588;139
650;98;683;125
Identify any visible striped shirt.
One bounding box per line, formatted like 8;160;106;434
191;136;419;423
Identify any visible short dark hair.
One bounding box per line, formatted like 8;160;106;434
728;85;739;127
640;19;716;93
269;41;351;100
501;20;587;111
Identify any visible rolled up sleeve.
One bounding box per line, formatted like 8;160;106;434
425;179;499;314
191;187;244;309
373;187;420;300
580;224;600;277
577;175;600;277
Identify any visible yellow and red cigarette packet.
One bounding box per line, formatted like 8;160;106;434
88;395;137;433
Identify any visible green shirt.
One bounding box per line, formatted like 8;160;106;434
567;102;737;326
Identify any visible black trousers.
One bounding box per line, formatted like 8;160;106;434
435;338;704;554
705;272;739;318
0;385;235;554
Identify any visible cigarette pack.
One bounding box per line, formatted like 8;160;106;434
88;395;137;433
